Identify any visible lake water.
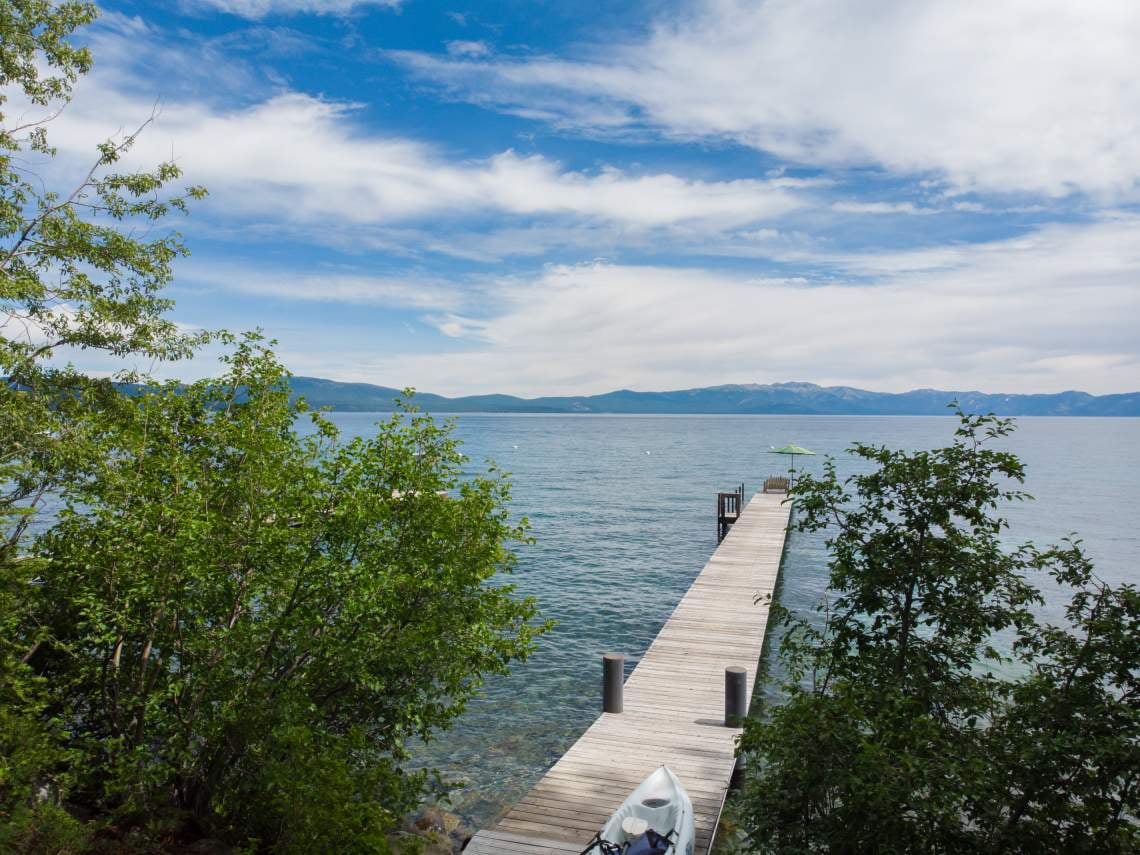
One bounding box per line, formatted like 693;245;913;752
324;413;1140;827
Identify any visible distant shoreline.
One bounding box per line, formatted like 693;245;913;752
290;376;1140;417
320;411;1140;418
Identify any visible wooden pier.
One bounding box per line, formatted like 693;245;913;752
466;491;792;855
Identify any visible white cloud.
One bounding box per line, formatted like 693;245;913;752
182;264;469;310
446;40;490;58
339;217;1140;396
394;0;1140;197
21;4;1139;398
830;201;925;215
50;84;814;230
186;0;401;19
27;13;814;236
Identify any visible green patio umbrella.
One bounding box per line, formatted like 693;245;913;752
768;443;817;488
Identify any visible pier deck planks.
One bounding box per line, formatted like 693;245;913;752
465;492;791;855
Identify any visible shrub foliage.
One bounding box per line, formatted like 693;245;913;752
736;413;1140;853
24;341;543;849
2;4;545;850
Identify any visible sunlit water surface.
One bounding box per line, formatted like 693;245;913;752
322;413;1140;827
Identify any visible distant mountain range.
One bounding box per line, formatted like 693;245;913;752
288;378;1140;416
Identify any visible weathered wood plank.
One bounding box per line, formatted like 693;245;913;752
475;492;791;855
465;829;584;854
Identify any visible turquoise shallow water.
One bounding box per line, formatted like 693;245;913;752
324;413;1140;826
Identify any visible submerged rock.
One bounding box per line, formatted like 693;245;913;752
400;805;475;853
414;805;463;835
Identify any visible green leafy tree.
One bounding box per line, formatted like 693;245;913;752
735;413;1139;853
2;1;204;839
20;339;544;849
971;559;1140;852
2;6;547;850
2;0;206;534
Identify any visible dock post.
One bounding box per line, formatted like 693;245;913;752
725;666;747;726
603;653;624;713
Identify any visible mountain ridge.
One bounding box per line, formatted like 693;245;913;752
287;377;1140;416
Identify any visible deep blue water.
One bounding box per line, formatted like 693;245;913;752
324;413;1140;826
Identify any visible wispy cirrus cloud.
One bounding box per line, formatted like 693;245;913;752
0;10;843;283
830;201;927;216
184;0;401;19
18;13;817;239
52;87;816;230
393;0;1140;198
181;264;471;311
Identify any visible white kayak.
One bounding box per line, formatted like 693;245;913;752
581;766;695;855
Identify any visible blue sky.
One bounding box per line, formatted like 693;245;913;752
43;0;1140;395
